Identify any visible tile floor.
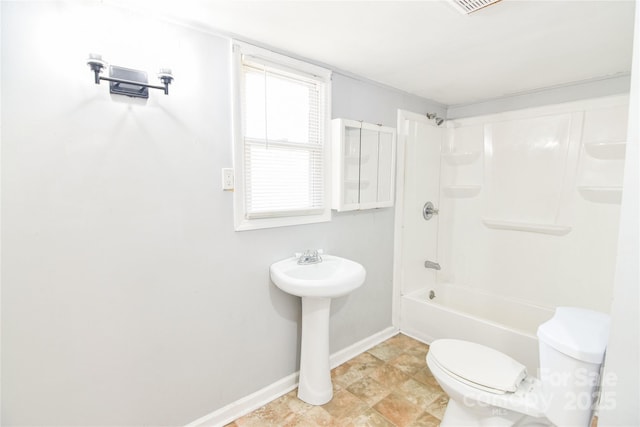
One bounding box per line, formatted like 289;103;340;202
226;334;448;427
226;333;600;427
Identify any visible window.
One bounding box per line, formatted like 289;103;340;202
232;42;332;230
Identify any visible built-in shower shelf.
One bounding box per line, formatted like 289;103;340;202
583;141;626;159
442;185;482;198
578;186;623;204
442;151;481;165
482;219;572;236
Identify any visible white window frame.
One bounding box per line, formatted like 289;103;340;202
232;41;332;231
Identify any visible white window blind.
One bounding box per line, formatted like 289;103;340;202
241;56;328;219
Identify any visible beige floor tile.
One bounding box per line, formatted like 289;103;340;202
385;334;423;351
294;406;336;426
425;394;449;420
404;343;429;361
367;341;406;362
373;392;424;427
279;389;316;415
346;375;391;406
230;334;451;427
234;405;298;427
369;364;411;389
346;408;396;427
332;360;368;388
388;352;426;376
331;361;352;379
396;378;444;410
321;389;369;420
408;411;441;427
281;412;313;427
412;367;442;391
346;351;385;377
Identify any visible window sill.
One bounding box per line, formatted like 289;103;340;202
234;211;332;231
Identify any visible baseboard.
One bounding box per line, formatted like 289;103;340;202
185;326;398;427
329;326;398;369
398;328;434;346
184;372;299;427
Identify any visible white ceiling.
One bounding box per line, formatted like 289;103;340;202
119;0;635;106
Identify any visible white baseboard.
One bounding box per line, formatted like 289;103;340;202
184;372;299;427
329;326;398;369
397;328;433;346
185;326;398;427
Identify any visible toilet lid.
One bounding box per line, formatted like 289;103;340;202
429;339;527;394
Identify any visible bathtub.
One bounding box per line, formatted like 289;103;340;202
400;284;555;374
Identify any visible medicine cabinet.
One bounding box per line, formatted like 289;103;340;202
332;119;396;211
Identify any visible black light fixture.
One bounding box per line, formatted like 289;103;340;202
86;53;173;98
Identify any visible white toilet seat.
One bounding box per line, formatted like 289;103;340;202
428;339;527;394
427;340;548;419
427;348;510;395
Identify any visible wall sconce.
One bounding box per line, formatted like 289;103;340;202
86;53;173;98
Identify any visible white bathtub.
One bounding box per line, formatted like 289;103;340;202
400;284;555;374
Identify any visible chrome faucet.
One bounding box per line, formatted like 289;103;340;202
298;249;323;265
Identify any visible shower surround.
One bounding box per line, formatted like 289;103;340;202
394;96;628;370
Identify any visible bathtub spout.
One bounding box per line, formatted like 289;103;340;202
424;260;441;270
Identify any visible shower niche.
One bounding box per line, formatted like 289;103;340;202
440;125;483;199
576;104;628;204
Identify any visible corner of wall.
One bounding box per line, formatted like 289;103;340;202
446;75;631;120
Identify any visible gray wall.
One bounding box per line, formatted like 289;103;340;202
3;2;634;426
0;2;442;425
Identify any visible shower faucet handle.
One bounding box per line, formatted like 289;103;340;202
423;201;439;220
425;260;441;270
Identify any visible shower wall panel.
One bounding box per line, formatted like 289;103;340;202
398;115;444;296
439;95;628;312
397;95;628;318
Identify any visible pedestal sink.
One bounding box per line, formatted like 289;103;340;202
270;254;366;405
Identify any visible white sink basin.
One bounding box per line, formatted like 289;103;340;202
269;254;366;405
270;255;366;298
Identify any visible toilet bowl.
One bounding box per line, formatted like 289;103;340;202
426;307;610;427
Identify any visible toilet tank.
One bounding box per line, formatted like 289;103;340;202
537;307;610;427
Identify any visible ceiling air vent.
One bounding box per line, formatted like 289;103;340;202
448;0;502;14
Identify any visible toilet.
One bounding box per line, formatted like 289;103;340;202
426;307;610;427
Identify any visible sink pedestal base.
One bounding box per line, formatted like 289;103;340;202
298;296;332;405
